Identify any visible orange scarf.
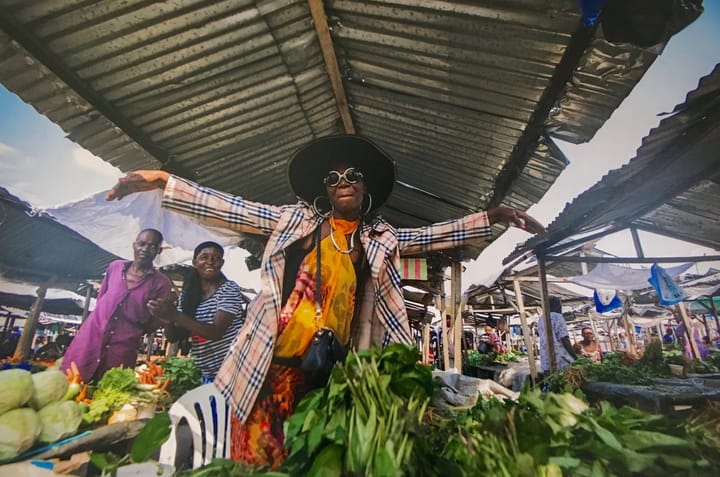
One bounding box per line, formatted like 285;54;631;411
274;220;358;358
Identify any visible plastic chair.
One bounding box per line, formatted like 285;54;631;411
159;383;230;469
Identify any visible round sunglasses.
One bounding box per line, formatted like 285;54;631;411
323;168;364;187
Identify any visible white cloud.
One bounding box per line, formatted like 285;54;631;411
71;146;122;179
0;142;17;156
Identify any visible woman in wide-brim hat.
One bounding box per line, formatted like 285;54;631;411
107;134;544;468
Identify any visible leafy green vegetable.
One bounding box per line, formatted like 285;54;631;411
0;369;33;415
37;400;83;443
97;367;137;393
29;369;69;409
130;411;171;463
160;357;202;399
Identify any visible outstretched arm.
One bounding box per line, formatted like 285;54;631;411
398;206;545;255
106;170;170;201
486;206;545;235
106;170;282;236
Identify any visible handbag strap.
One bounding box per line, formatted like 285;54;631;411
314;224;322;326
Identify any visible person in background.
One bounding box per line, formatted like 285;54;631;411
61;229;172;383
477;325;500;354
674;313;710;360
617;331;629;351
662;326;676;345
576;327;602;363
32;336;46;355
149;241;248;382
107;135;545;468
538;296;577;374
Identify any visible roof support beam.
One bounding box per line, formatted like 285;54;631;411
547;254;720;264
489;22;597;208
308;0;355;134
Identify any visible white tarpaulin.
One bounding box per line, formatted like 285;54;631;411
589;305;673;328
570;263;693;290
44;189;245;268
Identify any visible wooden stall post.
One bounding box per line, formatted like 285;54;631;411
440;294;449;370
13;284;48;361
513;279;537;384
538;254;557;372
678;302;700;360
451;262;463;373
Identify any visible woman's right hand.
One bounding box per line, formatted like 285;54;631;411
106;170;171;201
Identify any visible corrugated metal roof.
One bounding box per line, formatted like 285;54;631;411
0;186;119;288
0;0;671;259
507;63;720;261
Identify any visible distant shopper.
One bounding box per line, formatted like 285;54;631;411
477;325;502;354
576;327;602;363
538;297;577;373
149;241;248;382
61;229;172;383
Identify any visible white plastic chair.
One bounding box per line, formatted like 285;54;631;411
159;383;231;469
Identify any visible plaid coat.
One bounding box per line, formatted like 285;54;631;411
162;175;492;421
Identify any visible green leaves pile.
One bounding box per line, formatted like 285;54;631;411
283;344;435;477
438;389;720;477
183;344;720;477
160;356;202;400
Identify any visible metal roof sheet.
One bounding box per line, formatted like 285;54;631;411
507;62;720;261
0;186;119;289
0;1;672;259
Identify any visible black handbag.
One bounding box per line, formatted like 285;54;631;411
300;226;348;389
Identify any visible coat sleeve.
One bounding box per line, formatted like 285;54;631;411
162;175;282;236
395;211;491;255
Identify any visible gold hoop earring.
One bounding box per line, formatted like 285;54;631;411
312;196;331;218
362;193;373;216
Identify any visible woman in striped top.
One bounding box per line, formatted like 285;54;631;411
149;241;247;381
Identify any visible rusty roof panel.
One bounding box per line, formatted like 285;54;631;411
0;0;675;260
0;187;119;288
507;63;720;261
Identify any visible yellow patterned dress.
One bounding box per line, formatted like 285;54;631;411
230;219;358;468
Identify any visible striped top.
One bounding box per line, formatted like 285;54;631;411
181;280;248;378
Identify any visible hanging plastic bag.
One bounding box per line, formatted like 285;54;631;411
648;263;686;305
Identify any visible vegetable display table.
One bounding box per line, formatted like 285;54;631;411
30;420;147;461
582;377;720;417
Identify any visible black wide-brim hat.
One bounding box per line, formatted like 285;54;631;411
287;135;395;214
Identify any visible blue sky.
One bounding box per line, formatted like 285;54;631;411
1;3;719;290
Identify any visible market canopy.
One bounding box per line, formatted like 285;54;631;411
0;186;119;290
506;62;720;263
0;1;700;262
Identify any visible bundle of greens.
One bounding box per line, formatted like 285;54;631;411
180;345;720;477
160;357;202;400
283;344;435;477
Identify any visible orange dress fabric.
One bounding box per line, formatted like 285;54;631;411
230;220;357;468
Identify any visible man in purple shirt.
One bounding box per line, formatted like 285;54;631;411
62;229;172;382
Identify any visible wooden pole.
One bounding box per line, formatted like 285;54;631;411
452;262;463;373
307;0;355;133
678;303;700;360
13;284;48;361
513;279;537;384
440;295;450;370
538;254;557;372
422;322;430;364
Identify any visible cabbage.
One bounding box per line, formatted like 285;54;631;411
29;369;68;409
0;369;33;415
37;400;82;443
0;407;41;460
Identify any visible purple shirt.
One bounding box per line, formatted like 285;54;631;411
62;260;171;382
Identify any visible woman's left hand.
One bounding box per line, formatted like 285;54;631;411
487;206;546;235
147;299;177;322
